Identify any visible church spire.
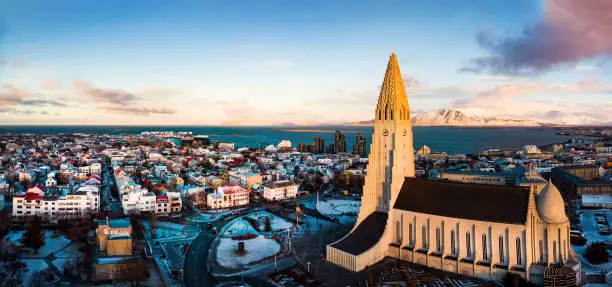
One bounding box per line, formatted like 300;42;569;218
376;52;410;121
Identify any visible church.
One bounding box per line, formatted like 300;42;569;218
326;53;582;285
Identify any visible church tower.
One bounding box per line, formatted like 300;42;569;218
356;52;415;225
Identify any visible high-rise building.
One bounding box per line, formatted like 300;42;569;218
352;133;367;157
314;136;325;154
326;53;580;285
334;130;347;153
297;142;305;153
326;144;335;154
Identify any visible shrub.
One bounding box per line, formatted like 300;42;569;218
584;242;609;265
243;217;262;232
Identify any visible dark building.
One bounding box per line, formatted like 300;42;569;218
334;130;347;153
326;144;335;154
353;133;367;157
314;136;325;154
193;135;211;146
551;166;612;221
305;144;316;153
297;142;305;153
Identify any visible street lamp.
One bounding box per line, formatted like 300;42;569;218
307;261;311;273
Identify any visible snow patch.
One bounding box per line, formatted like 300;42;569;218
216;236;280;269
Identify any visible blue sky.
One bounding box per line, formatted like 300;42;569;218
1;0;610;125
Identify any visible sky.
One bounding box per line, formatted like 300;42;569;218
0;0;611;126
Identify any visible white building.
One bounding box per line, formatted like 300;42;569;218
206;183;249;209
12;185;100;221
263;180;298;201
45;173;57;187
522;145;542;154
265;145;279;152
218;142;235;150
114;166;182;215
277;140;292;150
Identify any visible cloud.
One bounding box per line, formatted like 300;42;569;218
41;81;63;90
574;64;600;72
40;110;50;115
462;0;612;75
0;84;30;106
96;104;175;116
0;58;26;67
73;79;140;104
20;99;69;107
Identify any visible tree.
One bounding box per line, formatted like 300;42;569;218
585;242;609;264
20;216;45;253
29;268;56;287
264;216;272;232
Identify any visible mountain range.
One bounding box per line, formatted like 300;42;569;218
345;109;547;127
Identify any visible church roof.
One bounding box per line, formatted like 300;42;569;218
535;179;568;224
393;178;530;225
376;52;409;119
328;211;387;256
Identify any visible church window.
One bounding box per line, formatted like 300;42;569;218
422;225;427;249
553;241;557;263
466;232;471;258
482;234;488;260
499;236;504;263
390;111;393;120
516;237;522;265
409;223;413;245
436;228;441;252
539;240;544;262
450;230;456;254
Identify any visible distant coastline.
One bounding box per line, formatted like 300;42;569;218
279;129;367;133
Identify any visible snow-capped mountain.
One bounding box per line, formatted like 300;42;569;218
411;109;543;126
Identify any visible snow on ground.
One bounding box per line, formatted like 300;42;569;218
188;208;248;223
52;258;69;271
142;220;197;239
21;259;50;285
224;218;259;237
571;209;612;275
223;211;293;236
3;230;71;257
301;197;361;215
247;211;293;232
216;235;280;269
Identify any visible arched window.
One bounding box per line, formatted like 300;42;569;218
516;237;522;265
378;110;382;120
499;236;504;263
450;230;456;254
390;111;393;121
395;220;402;244
422;225;427;249
553;241;557;263
436;228;441;252
408;223;413;245
539;240;544;262
466;232;471;258
482;234;488;260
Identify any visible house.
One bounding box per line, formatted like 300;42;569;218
206;183;249;209
96;218;133;256
263;180;298;201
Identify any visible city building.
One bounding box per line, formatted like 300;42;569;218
551;166;612;219
12;185;100;221
314;136;325;154
439;170;519;186
206;183;249;209
353;133;367;157
277;140;292;151
335;130;347;153
326;53;581;285
263;180;298;201
96;218;133;256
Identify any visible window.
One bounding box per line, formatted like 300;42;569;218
436;228;441;252
409;223;413;245
451;230;456;254
499;236;504;263
538;240;544;262
466;232;471;258
482;234;488;260
553;241;557;263
422;225;427;249
516;237;522;265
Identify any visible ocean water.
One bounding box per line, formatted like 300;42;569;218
0;126;572;155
